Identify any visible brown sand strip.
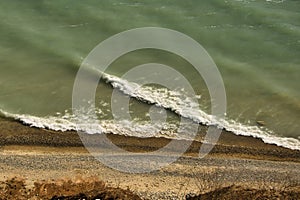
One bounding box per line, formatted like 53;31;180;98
0;117;300;199
0;147;299;199
0;117;299;162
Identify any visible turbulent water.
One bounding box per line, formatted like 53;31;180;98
0;0;299;150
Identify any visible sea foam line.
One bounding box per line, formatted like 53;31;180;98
101;71;300;150
0;106;300;150
0;70;300;150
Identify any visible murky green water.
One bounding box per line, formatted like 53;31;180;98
0;0;299;148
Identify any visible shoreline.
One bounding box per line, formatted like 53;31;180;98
1;117;299;162
0;117;300;199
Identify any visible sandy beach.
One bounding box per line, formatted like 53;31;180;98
0;117;299;199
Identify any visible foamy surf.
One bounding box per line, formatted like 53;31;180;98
1;71;300;151
101;71;300;150
1;108;300;150
0;108;183;139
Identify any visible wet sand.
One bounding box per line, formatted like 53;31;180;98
0;117;300;199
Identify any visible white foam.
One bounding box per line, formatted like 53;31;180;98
101;72;300;150
0;71;300;151
0;109;182;139
1;106;300;150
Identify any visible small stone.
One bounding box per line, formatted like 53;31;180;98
256;120;266;126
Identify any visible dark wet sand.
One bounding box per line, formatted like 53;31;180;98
0;117;299;199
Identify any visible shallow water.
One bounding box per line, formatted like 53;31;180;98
0;0;299;149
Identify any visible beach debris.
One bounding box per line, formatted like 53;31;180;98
256;120;266;126
0;177;141;200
